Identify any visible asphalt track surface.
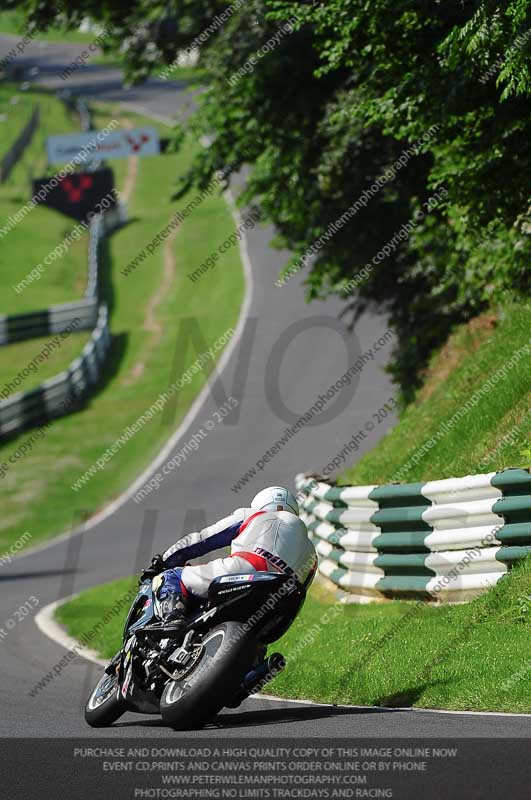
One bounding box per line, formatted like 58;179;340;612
0;35;529;739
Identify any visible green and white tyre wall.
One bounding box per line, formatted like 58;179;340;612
295;469;531;603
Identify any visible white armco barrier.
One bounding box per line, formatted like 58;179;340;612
0;211;117;440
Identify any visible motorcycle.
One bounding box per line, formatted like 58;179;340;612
84;570;307;730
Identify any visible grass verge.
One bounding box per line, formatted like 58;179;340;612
0;330;92;401
1;81;89;315
0;100;245;554
0;11;100;44
0;14;209;81
0;82;97;396
55;556;531;713
56;576;137;658
0;81;38;156
341;304;531;486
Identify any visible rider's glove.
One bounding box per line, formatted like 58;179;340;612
139;553;165;583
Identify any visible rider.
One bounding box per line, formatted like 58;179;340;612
141;486;318;635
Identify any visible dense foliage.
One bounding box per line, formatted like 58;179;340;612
9;0;531;399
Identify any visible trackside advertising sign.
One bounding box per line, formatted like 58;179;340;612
32;167;116;222
46;127;160;165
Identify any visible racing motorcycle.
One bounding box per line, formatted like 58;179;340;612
84;570;308;730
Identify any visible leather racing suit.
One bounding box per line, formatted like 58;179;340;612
158;508;318;604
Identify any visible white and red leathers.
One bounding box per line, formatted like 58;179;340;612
160;508;318;599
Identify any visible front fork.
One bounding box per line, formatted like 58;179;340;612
104;650;122;676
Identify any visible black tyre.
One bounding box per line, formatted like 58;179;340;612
160;621;257;730
85;668;126;728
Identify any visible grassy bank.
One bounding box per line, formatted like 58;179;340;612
269;571;531;712
55;555;531;713
341;303;531;486
0;100;245;554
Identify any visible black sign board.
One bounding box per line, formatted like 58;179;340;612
32;167;116;222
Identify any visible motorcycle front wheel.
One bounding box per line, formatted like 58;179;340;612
85;660;126;728
160;621;257;730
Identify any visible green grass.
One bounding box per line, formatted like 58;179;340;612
341;304;531;485
0;331;92;400
271;560;531;712
0;11;101;44
153;65;211;84
0;82;37;158
56;576;138;658
0;82;96;397
0;11;209;84
90;56;210;85
0;101;244;554
1;82;89;315
55;556;531;713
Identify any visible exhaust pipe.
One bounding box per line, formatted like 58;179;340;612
226;653;286;708
243;652;286;692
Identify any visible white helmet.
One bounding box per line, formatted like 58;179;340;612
251;486;299;516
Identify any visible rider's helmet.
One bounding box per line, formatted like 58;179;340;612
251;486;299;516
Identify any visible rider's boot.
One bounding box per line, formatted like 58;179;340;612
160;592;189;635
140;591;190;638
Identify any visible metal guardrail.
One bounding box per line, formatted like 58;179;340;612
1;208;124;346
0;92;128;439
76;97;92;133
85;208;126;299
296;469;531;604
0;299;98;345
85;214;102;300
0;304;110;438
0;214;113;439
0;104;40;183
58;92;92;133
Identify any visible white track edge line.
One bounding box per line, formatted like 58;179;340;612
253;695;531;717
35;595;107;668
409;706;531;719
37;598;531;719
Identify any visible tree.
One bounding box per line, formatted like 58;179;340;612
11;0;531;400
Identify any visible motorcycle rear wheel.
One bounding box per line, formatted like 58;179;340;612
160;621;257;730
